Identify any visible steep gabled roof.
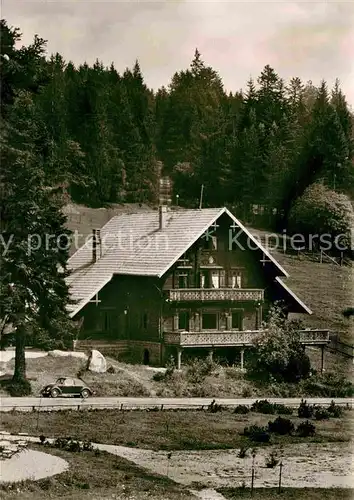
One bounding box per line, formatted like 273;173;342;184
67;207;290;317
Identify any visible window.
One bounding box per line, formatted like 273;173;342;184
229;270;242;288
202;313;217;330
201;269;225;288
178;311;189;330
178;273;189;289
231;311;243;330
175;271;189;288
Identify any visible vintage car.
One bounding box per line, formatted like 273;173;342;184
40;377;94;398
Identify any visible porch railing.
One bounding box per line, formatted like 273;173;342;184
166;288;264;302
163;329;330;348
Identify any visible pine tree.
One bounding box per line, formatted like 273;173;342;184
0;91;75;387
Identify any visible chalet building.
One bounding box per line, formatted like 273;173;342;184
67;206;330;368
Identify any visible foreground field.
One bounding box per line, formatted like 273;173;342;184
0;445;193;500
1;443;352;500
2;408;352;450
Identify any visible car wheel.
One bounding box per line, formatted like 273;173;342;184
81;389;90;399
51;388;60;398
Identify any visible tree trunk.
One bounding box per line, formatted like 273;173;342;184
13;325;26;382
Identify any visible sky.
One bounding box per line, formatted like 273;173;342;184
2;0;354;106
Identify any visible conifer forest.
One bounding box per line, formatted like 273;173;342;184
1;19;354;229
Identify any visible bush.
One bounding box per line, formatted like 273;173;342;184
273;404;293;415
251;400;275;414
268;417;295;435
265;451;279;468
299;372;354;398
234;405;250;414
186;358;215;384
152;372;165;382
243;425;271;443
327;401;344;418
297;420;316;437
7;379;32;396
238;446;248;458
53;437;93;452
297;399;314;419
249;305;311;383
208;399;223;413
288;182;353;249
314;408;330;420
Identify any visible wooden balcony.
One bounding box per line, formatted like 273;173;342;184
166;288;264;302
163;329;330;348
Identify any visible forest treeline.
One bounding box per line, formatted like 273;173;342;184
1;19;354;228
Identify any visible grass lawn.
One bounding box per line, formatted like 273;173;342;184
0;444;193;499
218;487;353;499
2;409;352;451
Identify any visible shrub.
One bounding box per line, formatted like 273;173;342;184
242;387;252;398
7;379;32;396
273;404;293;415
234;405;250;414
288;182;353;249
243;425;271;443
327;401;344;418
53;437;93;452
186;357;215;384
268;417;295;435
251;400;275;414
297;420;316;437
152;372;165;382
238;446;248;458
208;399;223;413
297;399;314;419
314;408;330;420
265;451;279;468
249;305;311;383
299;372;354;398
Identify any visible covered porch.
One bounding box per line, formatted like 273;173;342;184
164;329;330;371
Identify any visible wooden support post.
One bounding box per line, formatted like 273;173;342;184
321;345;325;373
240;348;245;371
177;348;182;370
209;349;213;362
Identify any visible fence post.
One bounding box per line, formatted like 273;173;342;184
278;461;283;494
251;450;256;495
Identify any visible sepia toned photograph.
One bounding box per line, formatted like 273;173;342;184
0;1;353;498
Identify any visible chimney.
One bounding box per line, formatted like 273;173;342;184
92;229;101;262
159;205;167;230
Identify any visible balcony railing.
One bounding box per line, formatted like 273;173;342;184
163;329;330;348
166;288;264;302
